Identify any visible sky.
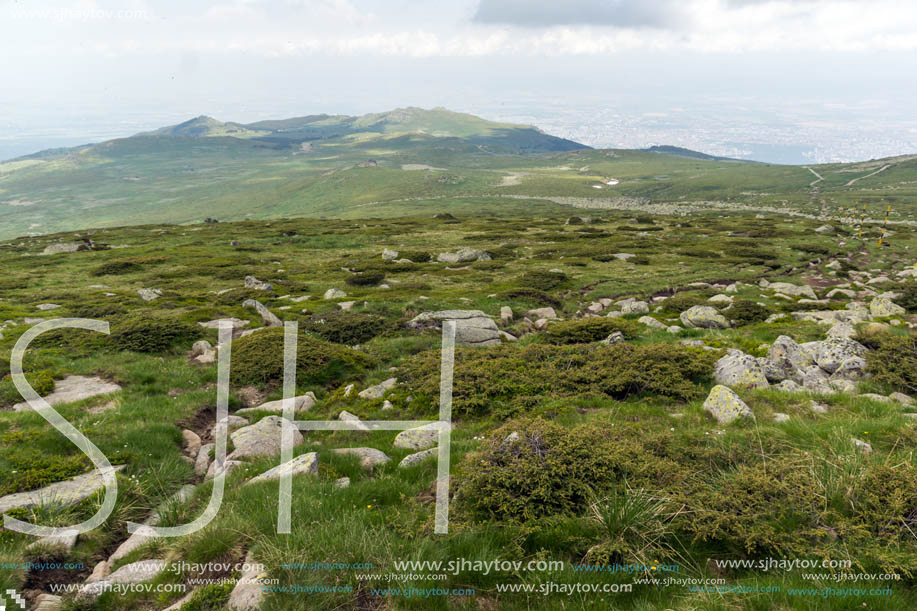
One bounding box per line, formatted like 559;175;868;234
1;0;916;163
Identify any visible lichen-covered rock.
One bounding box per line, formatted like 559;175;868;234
407;310;501;346
826;322;856;339
525;307;557;320
398;448;437;468
12;375;122;412
600;331;624;345
332;447;391;470
359;377;397;399
244;275;272;291
0;466;125;513
137;288;162;302
638;315;667;329
869;295;906;317
680;305;730;329
774;379;803;393
766;335;815;378
237;393;316;414
242;299;282;327
393;423;439;450
800;365;832;394
247;452;318;484
768;282;817;299
889;392;915;407
228;551;268;610
714;350;769;389
42;242;86;255
382;248;399;260
437;247;491;264
228;415;303;460
323;288;347;299
830;356;867;381
621;301;649;315
814;337;867;374
703;385;754;424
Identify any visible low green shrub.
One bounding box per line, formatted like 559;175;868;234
496;289;561;308
659;292;711;314
458;419;685;522
110;311;200;353
346;271;385;287
865;334;916;393
230;327;371;387
70;302;127;318
0;452;88;496
91;260;143;275
542;318;641;344
728;300;771;326
518;270;567;291
399;250;431;263
898;280;917;313
684;456;823;557
302;310;389;345
457;419;619;520
406;342;716;417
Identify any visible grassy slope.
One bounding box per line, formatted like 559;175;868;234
3;111;917;241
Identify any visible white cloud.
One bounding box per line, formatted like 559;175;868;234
2;0;916;58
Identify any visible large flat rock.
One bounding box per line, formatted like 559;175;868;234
0;465;125;513
13;375;122;412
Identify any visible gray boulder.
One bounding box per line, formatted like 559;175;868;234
244;275;272;291
393;423;439;450
437;247;491;264
407;310;501;347
138;288;162;302
228;416;303;460
12;375;121;412
359;378;397;399
714;351;769;389
680;305;730;329
332;447;391;470
703;385;754;424
242;299;282;327
247;452;318;484
869;296;906;317
399;448;438;468
814;337;867;374
768;282;817;300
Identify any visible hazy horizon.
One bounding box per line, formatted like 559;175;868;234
3;1;916;164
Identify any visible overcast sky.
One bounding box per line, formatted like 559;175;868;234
1;0;916;161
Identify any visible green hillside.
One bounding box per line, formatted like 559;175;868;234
1;108;916;240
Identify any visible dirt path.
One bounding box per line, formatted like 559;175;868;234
845;164;890;186
805;167;824;187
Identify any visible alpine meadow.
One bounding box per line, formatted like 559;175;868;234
2;1;917;610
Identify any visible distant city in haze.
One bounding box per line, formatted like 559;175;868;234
3;96;916;166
